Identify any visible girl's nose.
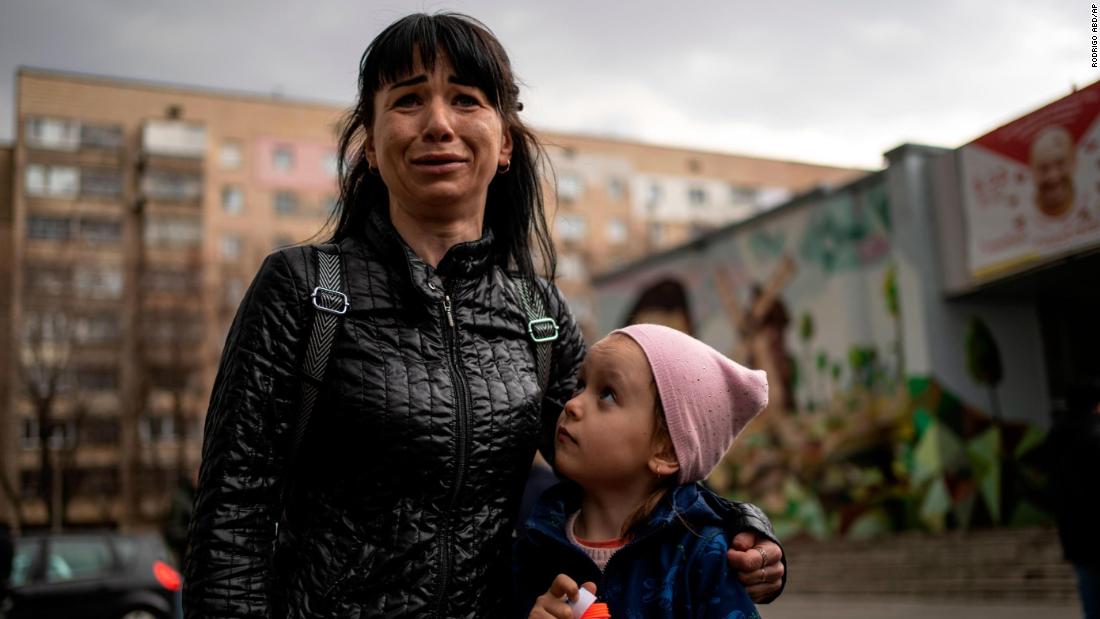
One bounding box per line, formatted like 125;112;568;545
422;97;454;142
562;395;583;420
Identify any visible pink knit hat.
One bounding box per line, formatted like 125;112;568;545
612;324;769;484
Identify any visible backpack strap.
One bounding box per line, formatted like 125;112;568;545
511;275;559;394
288;243;348;466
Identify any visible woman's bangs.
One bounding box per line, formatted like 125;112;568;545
365;15;506;109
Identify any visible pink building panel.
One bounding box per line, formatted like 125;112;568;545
253;137;339;190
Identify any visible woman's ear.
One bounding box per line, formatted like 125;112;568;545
498;127;514;168
365;133;376;168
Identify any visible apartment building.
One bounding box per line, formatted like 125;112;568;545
2;68;863;528
540;132;863;333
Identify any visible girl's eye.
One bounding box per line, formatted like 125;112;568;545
393;94;420;108
599;388;616;403
572;381;586;397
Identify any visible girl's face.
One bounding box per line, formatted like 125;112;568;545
367;53;513;225
555;335;667;490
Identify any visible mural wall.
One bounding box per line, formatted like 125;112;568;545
594;165;1053;540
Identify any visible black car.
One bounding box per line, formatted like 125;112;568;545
9;531;182;619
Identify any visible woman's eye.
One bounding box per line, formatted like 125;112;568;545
453;93;480;107
393;94;420;108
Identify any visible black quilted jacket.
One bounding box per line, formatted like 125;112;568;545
184;210;780;618
184;207;585;618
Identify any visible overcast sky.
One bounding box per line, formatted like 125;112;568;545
0;0;1091;169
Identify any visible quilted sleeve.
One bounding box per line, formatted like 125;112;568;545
536;281;587;467
183;249;307;618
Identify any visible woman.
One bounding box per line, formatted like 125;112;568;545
184;13;784;618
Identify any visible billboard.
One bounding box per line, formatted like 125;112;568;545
959;80;1100;280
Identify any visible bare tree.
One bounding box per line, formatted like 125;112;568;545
17;310;86;530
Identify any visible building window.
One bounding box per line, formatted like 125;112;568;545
689;187;708;206
24;265;70;295
144;314;203;345
27;215;71;240
274;191;299;215
74;314;121;344
80;123;123;150
556;214;587;241
322;151;339;176
145;269;196;293
144;217;202;246
75;367;119;391
73;266;123;299
25;117;80;151
142;169;202;202
607;178;625;201
79;168;123;199
222;185;244;214
139;416;175;444
79;218;122;243
730;184;758;205
25;164;79;198
559;253;587;281
557;174;583;203
647;183;662;206
219;140;243;169
606;217;627;244
82;419;120;446
273;145;295;172
21;419;40;450
220;235;243;260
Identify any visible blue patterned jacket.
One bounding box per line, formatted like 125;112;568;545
514;482;761;619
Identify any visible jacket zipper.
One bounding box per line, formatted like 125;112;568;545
432;291;472;617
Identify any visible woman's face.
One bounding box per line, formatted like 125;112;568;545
367;54;513;224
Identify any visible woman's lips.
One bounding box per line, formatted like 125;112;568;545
411;154;467;174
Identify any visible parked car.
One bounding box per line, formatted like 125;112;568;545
9;531;181;619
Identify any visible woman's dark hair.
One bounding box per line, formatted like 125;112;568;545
326;12;555;280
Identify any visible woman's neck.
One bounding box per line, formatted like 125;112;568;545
388;202;484;268
574;482;654;541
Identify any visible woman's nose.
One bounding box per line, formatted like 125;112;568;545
422;98;454;142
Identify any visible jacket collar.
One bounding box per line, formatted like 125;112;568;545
525;482;734;549
362;207;496;299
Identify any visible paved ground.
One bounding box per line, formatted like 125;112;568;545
760;594;1081;619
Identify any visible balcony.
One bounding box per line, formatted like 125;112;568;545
141;120;206;160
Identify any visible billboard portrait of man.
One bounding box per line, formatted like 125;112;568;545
1030;125;1077;219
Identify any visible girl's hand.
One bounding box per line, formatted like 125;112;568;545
528;574;597;619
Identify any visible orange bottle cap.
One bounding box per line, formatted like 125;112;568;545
579;602;611;619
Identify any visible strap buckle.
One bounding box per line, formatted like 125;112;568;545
527;317;559;343
311;286;349;315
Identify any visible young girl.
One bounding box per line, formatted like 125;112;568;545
515;324;769;619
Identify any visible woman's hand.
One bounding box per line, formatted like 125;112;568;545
528;574;597;619
727;532;784;602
